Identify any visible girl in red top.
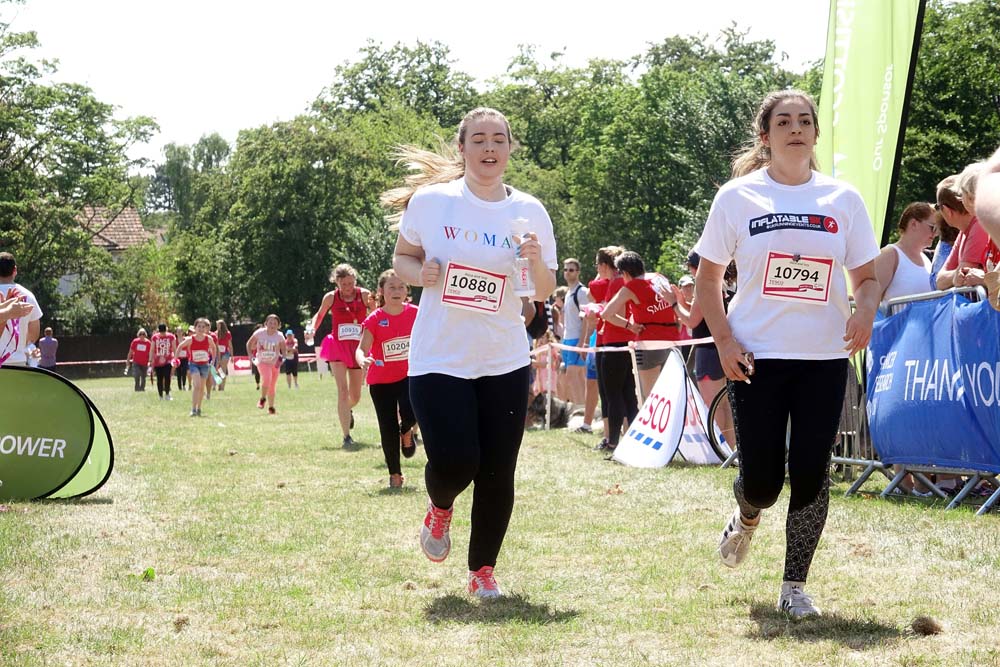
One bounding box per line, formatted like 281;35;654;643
215;320;233;391
309;263;373;447
356;270;419;488
126;328;151;392
175;318;219;417
602;251;682;399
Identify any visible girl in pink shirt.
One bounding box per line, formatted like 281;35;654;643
247;314;287;415
356;270;419;488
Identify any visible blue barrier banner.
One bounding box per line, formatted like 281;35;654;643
866;294;1000;472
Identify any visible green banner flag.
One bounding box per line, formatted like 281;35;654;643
817;0;925;245
0;367;114;500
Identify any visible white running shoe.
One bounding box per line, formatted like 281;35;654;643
468;566;501;599
718;508;758;568
420;502;453;563
777;582;821;618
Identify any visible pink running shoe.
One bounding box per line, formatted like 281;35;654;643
468;565;501;599
420;502;453;562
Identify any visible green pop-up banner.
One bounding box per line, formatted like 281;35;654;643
0;366;114;500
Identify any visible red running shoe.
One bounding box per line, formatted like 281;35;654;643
468;565;501;599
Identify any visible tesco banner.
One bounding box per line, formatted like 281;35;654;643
866;293;1000;472
613;349;722;468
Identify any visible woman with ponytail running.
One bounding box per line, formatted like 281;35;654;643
309;264;372;447
387;107;557;598
694;90;879;618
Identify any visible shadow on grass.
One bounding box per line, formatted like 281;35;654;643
319;440;372;453
38;496;114;506
375;486;418;497
424;594;578;625
747;603;902;649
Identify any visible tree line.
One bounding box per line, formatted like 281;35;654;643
2;0;998;334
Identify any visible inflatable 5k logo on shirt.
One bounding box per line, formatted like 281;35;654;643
0;367;114;500
748;213;840;236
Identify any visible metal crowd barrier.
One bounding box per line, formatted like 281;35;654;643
834;286;999;514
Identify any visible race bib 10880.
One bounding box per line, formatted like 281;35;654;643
441;262;506;314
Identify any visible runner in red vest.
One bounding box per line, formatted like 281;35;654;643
309;263;373;447
175;318;219;417
126;328;151;392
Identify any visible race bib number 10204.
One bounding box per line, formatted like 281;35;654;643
441;262;506;314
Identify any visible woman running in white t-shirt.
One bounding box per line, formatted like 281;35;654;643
694;90;880;619
386;107;558;599
247;314;287;415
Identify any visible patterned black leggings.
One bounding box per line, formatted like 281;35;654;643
729;358;848;583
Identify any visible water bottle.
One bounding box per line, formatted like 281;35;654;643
304;327;315;347
511;217;534;297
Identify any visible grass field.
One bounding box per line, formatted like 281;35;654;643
2;373;1000;667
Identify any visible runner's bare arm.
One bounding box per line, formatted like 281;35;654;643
310;292;336;331
355;329;375;371
845;260;879;356
695;257;748;382
393;233;436;287
977;146;1000;246
602;287;641;334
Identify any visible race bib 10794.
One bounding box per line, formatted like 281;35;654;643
761;251;834;305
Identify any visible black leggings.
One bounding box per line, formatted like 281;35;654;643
176;359;188;390
596;343;638;446
409;366;529;571
369;378;417;476
154;365;172;396
729;358;848;583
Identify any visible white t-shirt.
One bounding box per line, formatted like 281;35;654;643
399;177;558;378
882;245;932;304
694;168;879;360
0;282;42;366
562;283;590;340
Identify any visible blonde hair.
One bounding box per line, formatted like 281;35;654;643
215;319;229;337
731;89;821;178
381;107;514;219
958;161;987;204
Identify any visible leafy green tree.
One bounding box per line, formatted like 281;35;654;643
0;8;157;319
313;40;480;128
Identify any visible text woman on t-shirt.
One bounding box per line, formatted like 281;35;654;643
387;107;557;600
308;263;373;448
693;90;880;619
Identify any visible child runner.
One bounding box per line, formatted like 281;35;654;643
356;269;419;488
694;89;879;618
175;318;219;417
215;320;233;391
283;329;300;389
126;328;151;392
151;323;177;401
247;315;286;415
386;106;557;598
175;327;191;391
308;264;372;446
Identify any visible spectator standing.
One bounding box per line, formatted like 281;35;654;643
594;249;637;452
126;329;152;392
929;209;960;290
37;327;58;372
875;203;936;306
151;324;177;400
175;327;191;391
935;174;989;290
560;258;590;405
0;252;42;367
